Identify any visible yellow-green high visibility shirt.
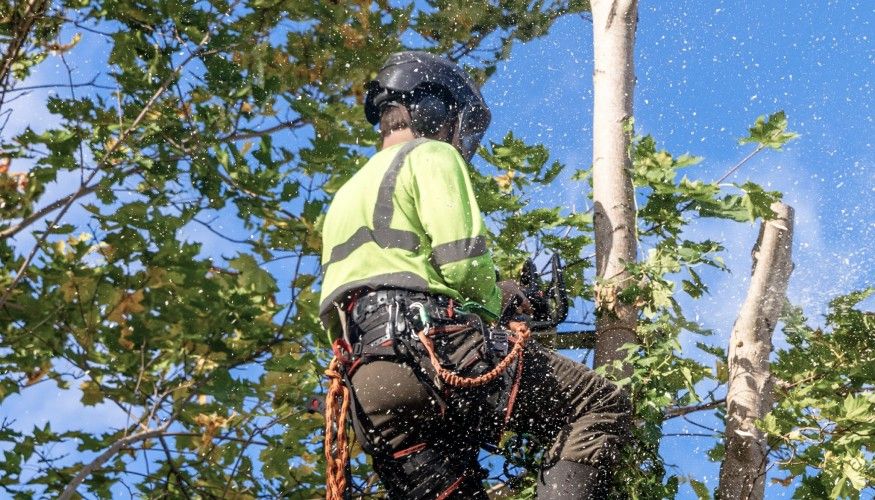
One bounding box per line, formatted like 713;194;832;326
319;138;502;338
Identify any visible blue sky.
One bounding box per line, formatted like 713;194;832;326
2;1;874;498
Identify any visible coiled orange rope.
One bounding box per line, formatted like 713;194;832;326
324;351;351;500
417;321;530;388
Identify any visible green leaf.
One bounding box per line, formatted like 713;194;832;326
739;111;800;150
80;381;104;406
689;479;712;500
738;182;783;220
842;394;869;421
843;462;867;492
229;254;277;294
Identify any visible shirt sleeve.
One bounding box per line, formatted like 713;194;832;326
408;142;502;319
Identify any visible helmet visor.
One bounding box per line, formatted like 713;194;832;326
454;104;489;162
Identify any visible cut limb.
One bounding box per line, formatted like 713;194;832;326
590;0;639;376
717;202;794;500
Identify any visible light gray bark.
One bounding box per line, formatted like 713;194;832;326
59;426;169;500
717;202;795;500
590;0;639;375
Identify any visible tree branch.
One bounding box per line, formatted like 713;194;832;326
0;0;51;100
0;165;135;240
220;118;305;141
1;75;116;94
58;425;170;500
664;398;726;419
718;202;795;500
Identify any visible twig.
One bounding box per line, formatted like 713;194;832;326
0;0;51;109
219;118;305;141
158;435;193;499
2;76;115;93
161;432;271;448
714;145;766;185
222;416;283;496
682;415;723;434
664;398;726;419
0;165;138;240
664;432;718;438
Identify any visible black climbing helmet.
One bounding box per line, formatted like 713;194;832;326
364;51;491;162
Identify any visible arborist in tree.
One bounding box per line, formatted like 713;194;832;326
319;51;632;499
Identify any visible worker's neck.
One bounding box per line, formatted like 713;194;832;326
381;128;416;150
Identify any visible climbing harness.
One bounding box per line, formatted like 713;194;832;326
322;290;531;500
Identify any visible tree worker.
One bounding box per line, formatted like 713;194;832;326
319;51;632;499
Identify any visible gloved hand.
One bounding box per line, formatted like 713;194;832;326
498;280;533;317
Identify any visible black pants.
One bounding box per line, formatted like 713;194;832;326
348;310;632;499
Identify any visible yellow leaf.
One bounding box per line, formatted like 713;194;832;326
146;267;168;288
119;325;134;350
97;243;116;262
194;355;218;374
13;171;27;191
716;360;728;383
107;290;145;323
80;380;104;405
176;102;191;119
69;232;91;244
25;364;49;386
195;412;230;447
43;32;82;53
495;170;516;192
59;280;77;303
771;476;794;487
338;25;365;49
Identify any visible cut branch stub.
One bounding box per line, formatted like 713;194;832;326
717;202;795;500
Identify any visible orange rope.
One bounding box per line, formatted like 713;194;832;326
418;321;531;389
324;355;350;500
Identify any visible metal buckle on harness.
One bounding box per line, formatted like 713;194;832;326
485;327;509;356
406;301;431;335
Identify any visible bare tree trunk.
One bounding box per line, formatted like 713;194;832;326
590;0;639;376
718;202;795;500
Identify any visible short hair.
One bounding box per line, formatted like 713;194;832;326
379;103;412;139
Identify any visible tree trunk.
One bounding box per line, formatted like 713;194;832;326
718;202;795;500
590;0;639;376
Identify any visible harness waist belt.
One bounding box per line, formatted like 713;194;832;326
349;289;454;325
